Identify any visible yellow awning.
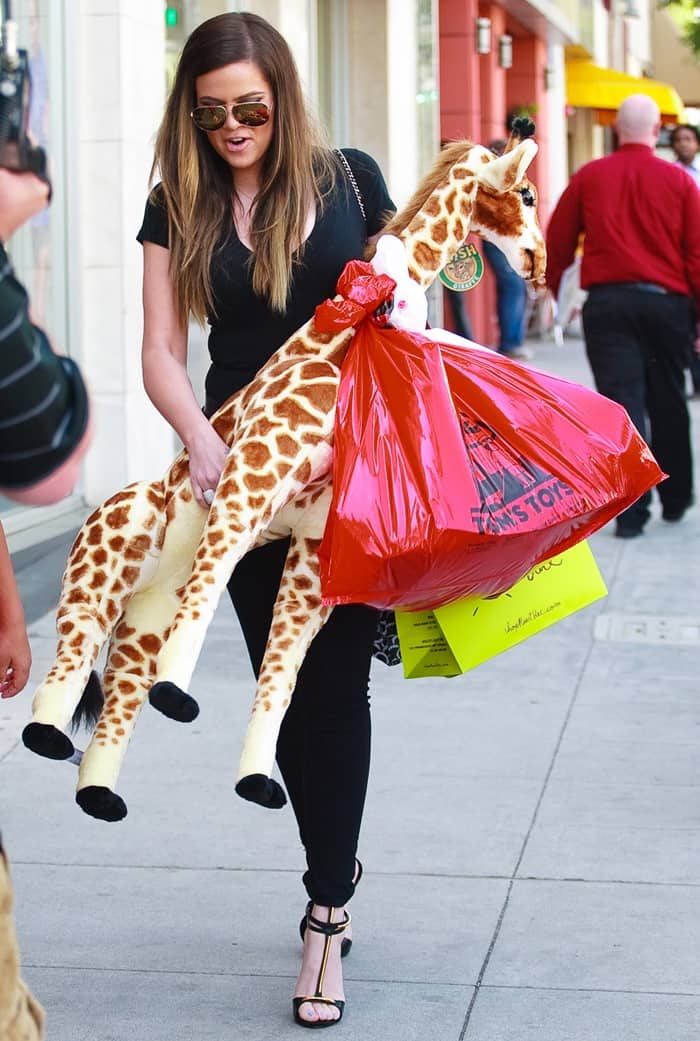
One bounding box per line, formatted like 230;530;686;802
566;61;686;125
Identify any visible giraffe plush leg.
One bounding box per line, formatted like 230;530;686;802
23;611;112;760
74;658;150;822
74;493;209;820
23;481;166;762
235;532;332;809
150;443;333;722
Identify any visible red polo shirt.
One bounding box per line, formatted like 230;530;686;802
546;144;700;309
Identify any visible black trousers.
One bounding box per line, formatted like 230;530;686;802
228;538;377;907
582;287;694;531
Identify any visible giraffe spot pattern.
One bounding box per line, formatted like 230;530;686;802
219;478;241;498
276;434;297;458
146;486;164;508
432;218;448;244
243;471;276;492
138;634;162;654
413;241;441;271
474;189;524;237
66;590;89;605
307;327;335;346
87;524;103;545
297;382;336;412
106;507;130;529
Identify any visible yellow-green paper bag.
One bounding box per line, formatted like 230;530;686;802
395;540;607;679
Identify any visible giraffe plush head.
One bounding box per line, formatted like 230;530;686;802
22;133;547;821
377;123;544;287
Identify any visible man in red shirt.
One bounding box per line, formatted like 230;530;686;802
546;94;700;537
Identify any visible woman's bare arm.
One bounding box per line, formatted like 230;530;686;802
141;242;228;506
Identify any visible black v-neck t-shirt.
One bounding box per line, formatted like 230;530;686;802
137;149;394;413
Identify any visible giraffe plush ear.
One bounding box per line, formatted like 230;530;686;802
479;139;538;192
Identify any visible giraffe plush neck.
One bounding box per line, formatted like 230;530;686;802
22;133;546;821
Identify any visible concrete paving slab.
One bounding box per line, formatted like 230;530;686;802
550;711;699;786
519;780;700;884
565;690;700;747
576;655;698;702
12;862;507;986
485;879;700;994
466;987;700;1041
361;772;542;877
24;967;474;1041
371;673;577;783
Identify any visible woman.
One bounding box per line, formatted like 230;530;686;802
137;11;394;1029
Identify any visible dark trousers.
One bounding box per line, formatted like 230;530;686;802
228;538;377;908
582;287;694;530
483;239;528;352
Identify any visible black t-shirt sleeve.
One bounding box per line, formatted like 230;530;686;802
136;184;169;247
341;149;395;235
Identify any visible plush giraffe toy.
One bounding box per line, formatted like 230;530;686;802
23;122;546;821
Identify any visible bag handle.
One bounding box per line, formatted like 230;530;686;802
336;149;366;222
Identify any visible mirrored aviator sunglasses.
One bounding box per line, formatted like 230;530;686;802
190;101;272;132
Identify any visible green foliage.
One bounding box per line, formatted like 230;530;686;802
659;0;700;58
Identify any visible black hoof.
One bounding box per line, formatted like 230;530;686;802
76;785;127;822
235;774;287;809
22;722;74;760
149;681;199;722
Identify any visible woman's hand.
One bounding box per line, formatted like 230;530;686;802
186;420;230;509
0;619;31;698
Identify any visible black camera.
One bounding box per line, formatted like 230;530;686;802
0;3;51;192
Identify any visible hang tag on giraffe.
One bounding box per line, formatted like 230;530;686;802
439;243;484;292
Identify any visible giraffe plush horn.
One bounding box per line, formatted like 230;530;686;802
506;116;536;148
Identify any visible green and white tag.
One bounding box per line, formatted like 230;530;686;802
439;243;484;292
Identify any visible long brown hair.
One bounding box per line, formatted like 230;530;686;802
152;12;336;322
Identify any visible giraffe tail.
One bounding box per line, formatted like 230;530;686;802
70;671;104;733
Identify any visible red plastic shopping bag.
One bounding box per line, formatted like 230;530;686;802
316;262;664;611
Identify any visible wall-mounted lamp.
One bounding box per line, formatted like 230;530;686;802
475;17;492;55
543;65;556;90
498;34;513;69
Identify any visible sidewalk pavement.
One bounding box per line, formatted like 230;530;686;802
1;334;699;1041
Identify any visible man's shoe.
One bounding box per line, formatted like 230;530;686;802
662;506;687;522
615;525;644;539
662;496;694;522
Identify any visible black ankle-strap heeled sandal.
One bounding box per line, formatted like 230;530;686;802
299;859;362;959
293;907;350;1029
